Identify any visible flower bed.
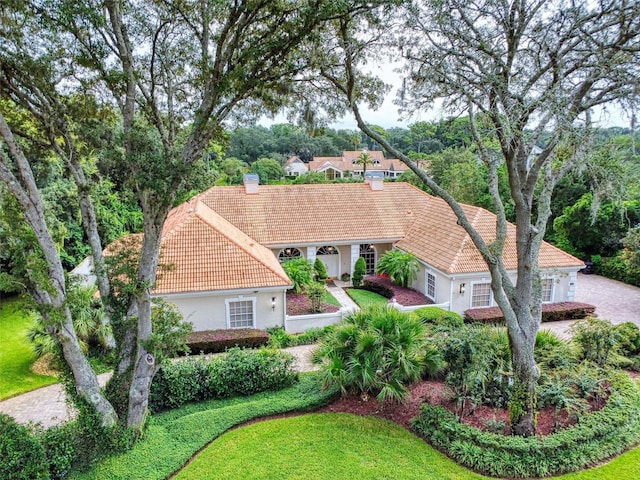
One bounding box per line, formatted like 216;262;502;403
286;292;340;316
361;275;433;306
464;301;596;324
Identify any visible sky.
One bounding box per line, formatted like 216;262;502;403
262;62;633;132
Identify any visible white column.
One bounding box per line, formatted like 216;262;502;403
307;246;316;265
350;244;360;273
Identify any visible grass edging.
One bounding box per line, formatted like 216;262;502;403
411;372;640;478
69;374;339;480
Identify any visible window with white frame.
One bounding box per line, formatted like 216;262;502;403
278;247;302;263
227;299;255;328
541;278;554;303
426;272;436;300
359;244;376;274
471;283;492;308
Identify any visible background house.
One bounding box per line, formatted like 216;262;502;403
284;150;410;179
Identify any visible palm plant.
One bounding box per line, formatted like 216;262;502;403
376;249;419;288
282;258;313;293
314;305;427;403
354;151;374;176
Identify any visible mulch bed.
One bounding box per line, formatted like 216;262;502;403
244;378;598;436
286;292;340;316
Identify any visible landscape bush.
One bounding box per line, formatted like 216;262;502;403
534;329;577;370
149;348;297;412
411;372;640;478
376;249;419;288
266;326;331;348
37;424;77;480
571;317;621;367
0;413;49;480
281;258;314;293
412;306;463;328
186;328;269;354
352;257;366;288
313;258;328;281
361;275;432;306
314;305;427;402
615;322;640;357
464;301;596;324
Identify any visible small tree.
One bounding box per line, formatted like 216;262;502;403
314;258;328;281
306;282;326;313
354;151;373;177
376;249;419;288
352;257;366;288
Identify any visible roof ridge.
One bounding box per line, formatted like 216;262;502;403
450;206;483;273
193;201;291;285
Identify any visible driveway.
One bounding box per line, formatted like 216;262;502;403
543;273;640;338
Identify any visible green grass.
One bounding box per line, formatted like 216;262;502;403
68;374;339;480
322;289;341;307
174;413;640;480
0;298;57;400
346;288;388;307
174;413;487;480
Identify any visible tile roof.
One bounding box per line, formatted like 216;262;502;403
286;150;411;174
110;199;291;294
107;181;583;295
396;194;584;274
198;182;428;246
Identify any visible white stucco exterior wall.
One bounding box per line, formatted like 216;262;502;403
160;289;287;332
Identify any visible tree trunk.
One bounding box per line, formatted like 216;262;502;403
509;331;539;436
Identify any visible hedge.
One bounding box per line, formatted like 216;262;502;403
186;328;269;354
411;372;640;478
149;348;297;412
464;302;596;324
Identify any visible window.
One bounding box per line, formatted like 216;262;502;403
541;278;554;302
426;273;436;300
359;244;376;274
227;299;255;328
278;247;302;263
317;245;338;255
471;283;492;308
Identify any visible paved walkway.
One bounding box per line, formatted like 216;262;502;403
326;280;359;313
0;346;318;428
543;273;640;339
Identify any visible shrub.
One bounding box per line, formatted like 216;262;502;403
37;424;76;480
571;317;620;367
615;322;640;357
464;301;596;324
282;258;314;293
205;348;297;398
352;257;366;288
413;306;463;328
437;325;512;413
313;258;328;281
412;372;640;478
149;348;297;412
535;329;576;370
376;249;419;288
0;413;49;480
305;281;326;313
266;326;332;348
361;275;394;298
314;305;427;402
186;328;269;354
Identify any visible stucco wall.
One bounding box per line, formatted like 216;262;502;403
161;289;287;332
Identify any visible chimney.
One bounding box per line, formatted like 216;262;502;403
364;171;384;191
243;173;260;194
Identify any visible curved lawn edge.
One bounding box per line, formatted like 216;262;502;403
174;413;488;480
68;374;339;480
173;412;640;480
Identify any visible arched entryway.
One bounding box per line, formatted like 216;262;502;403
316;245;340;278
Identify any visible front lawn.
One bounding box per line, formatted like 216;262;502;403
0;298;57;400
174;413;486;480
173;412;640;480
345;288;388;307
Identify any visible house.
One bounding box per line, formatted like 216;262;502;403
284;150;411;179
78;174;583;333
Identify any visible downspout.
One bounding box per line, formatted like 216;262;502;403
449;276;454;312
283;290;288;331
